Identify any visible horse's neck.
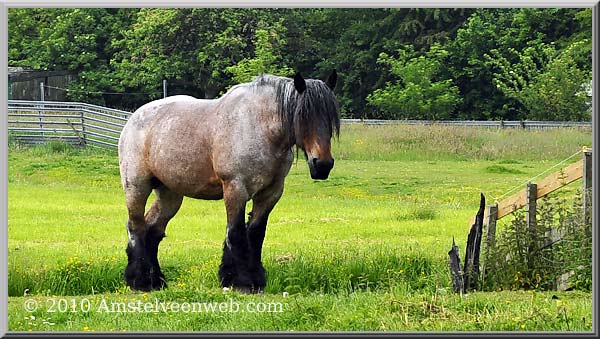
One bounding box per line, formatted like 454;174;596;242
259;100;295;151
216;85;296;151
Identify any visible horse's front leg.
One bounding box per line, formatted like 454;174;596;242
246;179;285;292
218;179;253;292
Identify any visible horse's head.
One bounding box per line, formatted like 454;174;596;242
292;70;340;180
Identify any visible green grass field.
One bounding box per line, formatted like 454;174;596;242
7;125;593;332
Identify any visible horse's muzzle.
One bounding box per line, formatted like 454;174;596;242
309;157;334;180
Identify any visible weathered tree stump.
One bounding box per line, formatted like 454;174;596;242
449;193;485;293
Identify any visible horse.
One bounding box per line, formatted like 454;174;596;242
118;71;340;293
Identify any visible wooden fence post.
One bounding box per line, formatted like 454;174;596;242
582;148;592;225
481;204;498;285
486;204;498;249
448;237;464;294
526;182;538;270
463;193;486;292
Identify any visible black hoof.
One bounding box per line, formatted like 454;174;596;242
218;263;266;294
218;265;253;289
251;263;266;289
124;261;167;292
218;232;266;293
231;286;264;294
125;244;167;292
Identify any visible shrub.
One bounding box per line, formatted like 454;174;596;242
366;43;462;120
482;189;592;291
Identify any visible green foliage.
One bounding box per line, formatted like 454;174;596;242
111;8;249;101
447;8;592;120
8;8;592;120
225;20;294;84
483;190;592;292
367;44;462;119
486;39;591;121
9;9;137;106
446;9;517;119
307;8;471;118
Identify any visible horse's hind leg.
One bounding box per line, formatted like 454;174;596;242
123;179;153;291
143;185;183;289
124;179;183;291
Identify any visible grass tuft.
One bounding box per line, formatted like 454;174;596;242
484;165;525;174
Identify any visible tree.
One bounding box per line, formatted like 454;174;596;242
111;8;299;102
447;8;592;120
308;8;471;118
225;19;294;84
8;8;592;118
486;39;591;121
9;8;58;69
366;44;462;120
9;8;139;106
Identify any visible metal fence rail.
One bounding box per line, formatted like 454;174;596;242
8;100;131;148
7;100;592;149
341;118;592;129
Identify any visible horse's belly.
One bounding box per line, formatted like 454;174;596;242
147;147;224;200
185;184;224;200
155;169;224;200
158;161;223;199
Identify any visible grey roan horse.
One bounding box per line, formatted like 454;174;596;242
118;71;340;292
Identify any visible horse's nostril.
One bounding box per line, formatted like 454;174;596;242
312;158;318;166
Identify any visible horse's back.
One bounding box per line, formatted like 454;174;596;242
127;95;201;124
121;96;193;156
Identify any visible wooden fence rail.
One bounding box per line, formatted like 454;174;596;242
456;148;592;293
471;148;593;292
481;148;592;251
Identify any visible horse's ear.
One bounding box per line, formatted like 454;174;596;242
326;69;337;90
293;72;306;94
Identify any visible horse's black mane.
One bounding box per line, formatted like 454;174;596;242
251;74;340;148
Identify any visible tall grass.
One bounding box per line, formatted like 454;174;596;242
8;246;444;297
336;125;591;161
10;124;591;162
